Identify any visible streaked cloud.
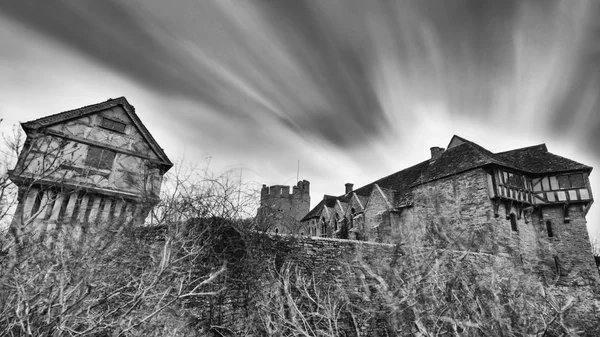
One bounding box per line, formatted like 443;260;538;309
1;0;600;235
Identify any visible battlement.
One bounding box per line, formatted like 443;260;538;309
261;180;310;201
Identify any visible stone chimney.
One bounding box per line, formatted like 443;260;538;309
430;147;445;160
345;183;354;194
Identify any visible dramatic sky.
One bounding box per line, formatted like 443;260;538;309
1;1;600;238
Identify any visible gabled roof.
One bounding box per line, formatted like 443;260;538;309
447;135;467;149
21;97;173;169
301;195;337;222
302;135;592;220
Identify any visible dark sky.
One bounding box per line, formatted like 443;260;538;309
1;0;600;236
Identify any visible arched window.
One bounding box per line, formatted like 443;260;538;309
275;228;279;235
510;213;518;232
546;220;554;237
334;213;338;231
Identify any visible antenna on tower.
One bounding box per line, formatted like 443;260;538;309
297;160;300;182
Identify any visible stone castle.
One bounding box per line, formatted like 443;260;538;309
5;99;600;332
8;97;172;238
7;98;598;287
259;135;599;286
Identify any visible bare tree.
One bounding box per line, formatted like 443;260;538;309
0;130;255;336
148;157;259;226
246;185;599;336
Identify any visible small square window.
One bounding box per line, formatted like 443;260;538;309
85;146;116;170
112;121;126;132
101;118;114;129
100;117;126;133
557;176;570;189
569;174;584;188
506;174;524;189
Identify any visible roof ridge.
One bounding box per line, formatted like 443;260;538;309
448;137;495;156
495;143;548;155
20;97;172;168
442;140;505;166
22;97;126;127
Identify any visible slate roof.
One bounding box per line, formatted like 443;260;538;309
301;195;337;221
21;97;173;169
352;160;430;202
301;135;592;220
496;144;591;174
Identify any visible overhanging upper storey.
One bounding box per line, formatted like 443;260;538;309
485;143;593;216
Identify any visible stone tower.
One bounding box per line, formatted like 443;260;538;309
255;180;310;235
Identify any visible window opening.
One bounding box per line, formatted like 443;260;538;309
101;117;126;133
569;174;585;188
510;213;518;232
83;196;95;224
57;194;70;221
70;193;84;224
335;213;338;231
557;174;586;189
117;201;128;224
85;146;116;170
44;190;58;220
275;228;279;235
546;220;554;237
506;173;525;189
96;197;106;225
108;199;117;224
31;189;44;216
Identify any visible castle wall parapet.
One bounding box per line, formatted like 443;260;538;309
260;180;310;202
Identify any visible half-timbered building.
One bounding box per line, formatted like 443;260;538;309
301;135;598;285
9;97;172;238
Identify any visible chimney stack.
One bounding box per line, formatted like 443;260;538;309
430;147;445;160
345;183;354;194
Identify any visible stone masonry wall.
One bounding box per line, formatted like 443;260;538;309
408;168;501;254
364;186;391;242
401;168;599;287
532;204;600;286
196;232;600;334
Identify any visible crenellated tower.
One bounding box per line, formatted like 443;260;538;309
255;180;310;234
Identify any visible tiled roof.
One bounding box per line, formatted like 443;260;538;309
21;97;173;168
302;135;592;220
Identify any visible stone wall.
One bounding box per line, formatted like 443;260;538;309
364;186;391;242
401;168;499;253
191;231;600;335
392;167;600;287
